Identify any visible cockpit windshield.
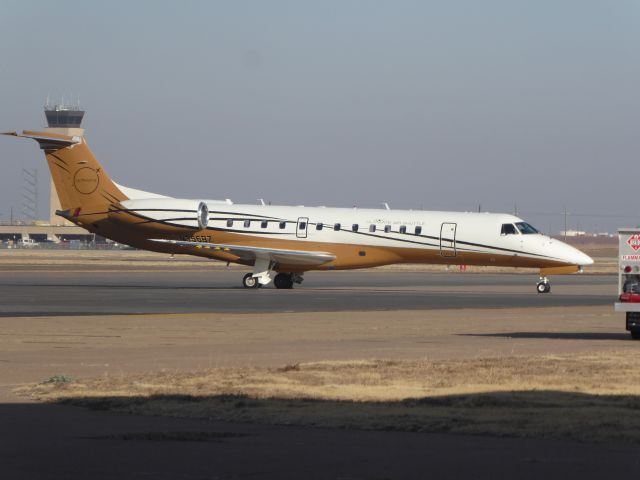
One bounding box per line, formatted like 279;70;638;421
501;224;518;235
515;222;539;234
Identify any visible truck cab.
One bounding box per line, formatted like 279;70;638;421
614;228;640;339
18;237;37;248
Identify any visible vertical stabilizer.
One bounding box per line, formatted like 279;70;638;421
1;131;128;218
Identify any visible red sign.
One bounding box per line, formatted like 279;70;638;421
627;234;640;251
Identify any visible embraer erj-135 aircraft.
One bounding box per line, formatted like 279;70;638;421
2;129;593;292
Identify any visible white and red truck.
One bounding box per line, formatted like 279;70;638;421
615;228;640;340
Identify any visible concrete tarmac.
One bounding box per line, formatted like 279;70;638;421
0;270;615;316
2;269;636;479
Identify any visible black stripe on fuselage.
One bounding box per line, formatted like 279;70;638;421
103;207;556;261
305;222;554;260
203;226;295;236
134;217;199;225
109;209;296;236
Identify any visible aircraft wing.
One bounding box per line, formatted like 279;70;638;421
150;239;336;266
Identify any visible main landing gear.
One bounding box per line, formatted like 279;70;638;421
274;273;295;289
242;272;303;289
536;276;551;294
241;259;304;289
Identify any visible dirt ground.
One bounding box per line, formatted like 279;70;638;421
3;303;638;443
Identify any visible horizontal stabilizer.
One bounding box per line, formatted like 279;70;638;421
1;130;81;150
151;239;335;266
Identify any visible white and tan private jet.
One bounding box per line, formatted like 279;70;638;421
2;128;593;292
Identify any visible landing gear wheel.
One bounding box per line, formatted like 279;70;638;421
536;282;551;294
242;273;259;289
630;328;640;340
274;273;294;289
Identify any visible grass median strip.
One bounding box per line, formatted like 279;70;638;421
16;351;640;443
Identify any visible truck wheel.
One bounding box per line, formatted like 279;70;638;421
631;328;640;340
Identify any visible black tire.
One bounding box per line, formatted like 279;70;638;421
631;328;640;340
536;282;550;294
242;273;259;288
274;273;294;289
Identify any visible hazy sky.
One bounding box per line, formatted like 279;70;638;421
0;0;638;232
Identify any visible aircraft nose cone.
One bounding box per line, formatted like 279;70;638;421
562;243;594;266
575;249;594;266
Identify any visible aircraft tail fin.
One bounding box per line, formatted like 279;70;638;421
2;130;128;215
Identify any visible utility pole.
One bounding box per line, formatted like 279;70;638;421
563;207;568;240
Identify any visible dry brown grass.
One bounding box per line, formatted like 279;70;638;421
17;351;640;443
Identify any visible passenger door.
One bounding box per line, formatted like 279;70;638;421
440;222;457;257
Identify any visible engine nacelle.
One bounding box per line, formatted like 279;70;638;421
109;198;209;233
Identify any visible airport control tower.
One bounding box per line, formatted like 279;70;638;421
43;101;85;225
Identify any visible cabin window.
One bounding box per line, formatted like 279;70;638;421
279;221;286;229
415;226;422;235
515;222;539;234
369;225;376;232
226;219;234;227
384;225;391;233
244;220;251;228
316;223;323;231
299;221;307;230
352;224;359;232
261;221;268;228
501;223;518;235
334;223;341;231
399;226;407;234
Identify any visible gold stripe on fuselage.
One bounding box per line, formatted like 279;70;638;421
76;208;570;272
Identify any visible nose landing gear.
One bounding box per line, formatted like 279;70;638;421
242;272;260;288
536;277;551;294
